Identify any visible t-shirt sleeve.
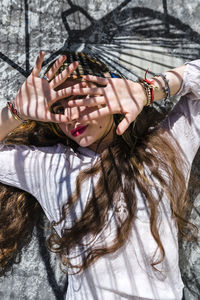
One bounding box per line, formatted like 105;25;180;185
0;143;69;226
0;143;42;198
176;60;200;100
161;60;200;168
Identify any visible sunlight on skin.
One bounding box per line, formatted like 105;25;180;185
13;52;185;152
66;75;147;135
52;78;115;152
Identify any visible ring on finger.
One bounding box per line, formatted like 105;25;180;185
43;75;50;81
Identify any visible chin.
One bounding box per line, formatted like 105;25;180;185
75;137;95;148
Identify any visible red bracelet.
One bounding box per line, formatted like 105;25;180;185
139;69;158;105
7;102;28;124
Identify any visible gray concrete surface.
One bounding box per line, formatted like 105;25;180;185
0;0;200;299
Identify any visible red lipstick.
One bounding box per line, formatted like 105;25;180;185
71;125;88;137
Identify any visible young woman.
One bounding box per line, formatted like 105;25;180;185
0;51;199;300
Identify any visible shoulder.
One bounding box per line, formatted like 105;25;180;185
0;143;73;172
0;142;67;155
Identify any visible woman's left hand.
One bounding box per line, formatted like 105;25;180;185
67;75;147;135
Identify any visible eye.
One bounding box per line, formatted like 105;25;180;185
54;106;64;114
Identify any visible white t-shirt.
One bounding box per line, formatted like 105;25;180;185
0;61;200;299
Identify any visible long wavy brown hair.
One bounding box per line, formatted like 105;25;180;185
0;52;197;276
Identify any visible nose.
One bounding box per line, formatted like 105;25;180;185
65;106;86;122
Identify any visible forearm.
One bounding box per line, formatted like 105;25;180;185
0;105;22;141
152;64;186;102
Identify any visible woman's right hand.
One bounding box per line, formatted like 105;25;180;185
13;51;84;123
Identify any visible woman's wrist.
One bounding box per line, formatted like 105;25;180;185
151;65;186;102
137;64;186;104
150;77;167;102
7;102;28;124
0;105;23;141
6;105;22;124
129;80;148;107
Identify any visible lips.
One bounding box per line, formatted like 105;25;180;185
71;125;88;137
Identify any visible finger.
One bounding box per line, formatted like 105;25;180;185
45;55;67;80
82;75;108;86
32;51;45;77
49;87;106;107
66;87;106;96
65;80;98;90
48;87;79;107
116;114;134;135
48;86;79;106
61;81;88;89
49;61;79;89
68;96;105;107
74;81;87;88
45;111;69;123
51;79;87;92
78;106;114;122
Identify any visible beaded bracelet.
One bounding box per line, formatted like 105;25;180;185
139;81;152;106
139;69;158;106
7;102;28;124
153;73;170;100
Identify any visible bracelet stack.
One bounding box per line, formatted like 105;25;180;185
153;73;170;100
7;102;28;124
139;70;171;106
139;69;158;106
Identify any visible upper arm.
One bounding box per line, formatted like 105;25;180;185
0;144;41;198
162;97;200;168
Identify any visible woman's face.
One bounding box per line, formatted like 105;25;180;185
52;79;114;151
